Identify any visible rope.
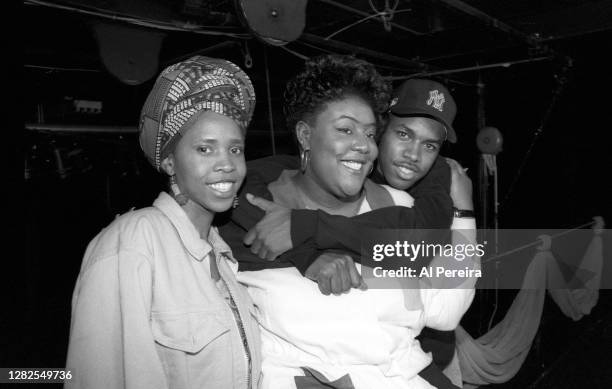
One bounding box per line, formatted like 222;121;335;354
325;8;412;40
501;57;573;208
279;45;309;60
482;220;598;265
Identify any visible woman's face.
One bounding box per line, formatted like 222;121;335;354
163;111;246;215
303;95;378;199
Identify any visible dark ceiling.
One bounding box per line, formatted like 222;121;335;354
23;0;612;227
24;0;612;73
17;2;612;379
23;0;612;126
23;0;612;148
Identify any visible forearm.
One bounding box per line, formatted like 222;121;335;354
291;202;451;255
290;157;453;251
235;236;321;275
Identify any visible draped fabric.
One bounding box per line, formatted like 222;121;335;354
455;233;603;388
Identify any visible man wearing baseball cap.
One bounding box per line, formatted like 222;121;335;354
224;78;472;278
219;77;474;388
377;78;459;191
369;79;472;389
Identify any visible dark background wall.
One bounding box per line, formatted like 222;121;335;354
13;0;612;387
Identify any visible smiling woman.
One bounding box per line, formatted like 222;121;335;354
64;56;261;389
279;54;389;215
162;111;247;214
236;54;476;389
292;95;379;213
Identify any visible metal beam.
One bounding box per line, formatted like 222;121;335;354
384;56;553;80
25;123;287;136
434;0;539;46
26;123;139;134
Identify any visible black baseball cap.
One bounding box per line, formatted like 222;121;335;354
388;79;457;143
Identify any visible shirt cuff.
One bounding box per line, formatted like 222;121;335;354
450;217;476;230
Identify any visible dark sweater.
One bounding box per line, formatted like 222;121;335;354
218;155;453;274
216;155;459;387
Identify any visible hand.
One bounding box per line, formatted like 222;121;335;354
243;194;292;260
305;252;368;296
445;158;473;210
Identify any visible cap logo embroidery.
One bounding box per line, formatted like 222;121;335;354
427;90;445;111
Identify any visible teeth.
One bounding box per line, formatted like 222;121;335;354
209;182;233;192
397;166;417;178
341;161;364;171
398;166;415;174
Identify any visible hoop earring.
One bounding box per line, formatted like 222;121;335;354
300;148;310;173
367;164;374;176
170;175;189;206
232;195;239;209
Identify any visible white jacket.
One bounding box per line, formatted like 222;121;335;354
238;184;476;389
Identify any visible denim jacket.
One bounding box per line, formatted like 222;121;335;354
66;192;261;389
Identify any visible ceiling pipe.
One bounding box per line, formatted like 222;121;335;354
384;56;553;80
299;32;427;71
25;123;139;134
314;0;427;36
434;0;542;47
25;123;287;136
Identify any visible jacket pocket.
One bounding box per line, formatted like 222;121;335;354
151;310;230;354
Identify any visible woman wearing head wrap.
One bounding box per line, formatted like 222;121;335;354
236;54;476;389
65;56;261;389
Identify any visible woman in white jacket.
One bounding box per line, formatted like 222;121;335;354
65;56;261;389
237;54;478;389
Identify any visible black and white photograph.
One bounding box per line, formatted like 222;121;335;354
12;0;612;388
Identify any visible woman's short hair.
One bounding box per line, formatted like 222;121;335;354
283;54;391;135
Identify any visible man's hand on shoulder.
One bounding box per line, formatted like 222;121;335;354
305;252;368;296
243;194;293;260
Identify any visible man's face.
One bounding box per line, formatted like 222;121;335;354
376;115;446;190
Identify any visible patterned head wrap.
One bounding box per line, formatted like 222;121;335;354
139;56;255;171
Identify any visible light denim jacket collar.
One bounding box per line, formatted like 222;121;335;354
153;192;236;264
